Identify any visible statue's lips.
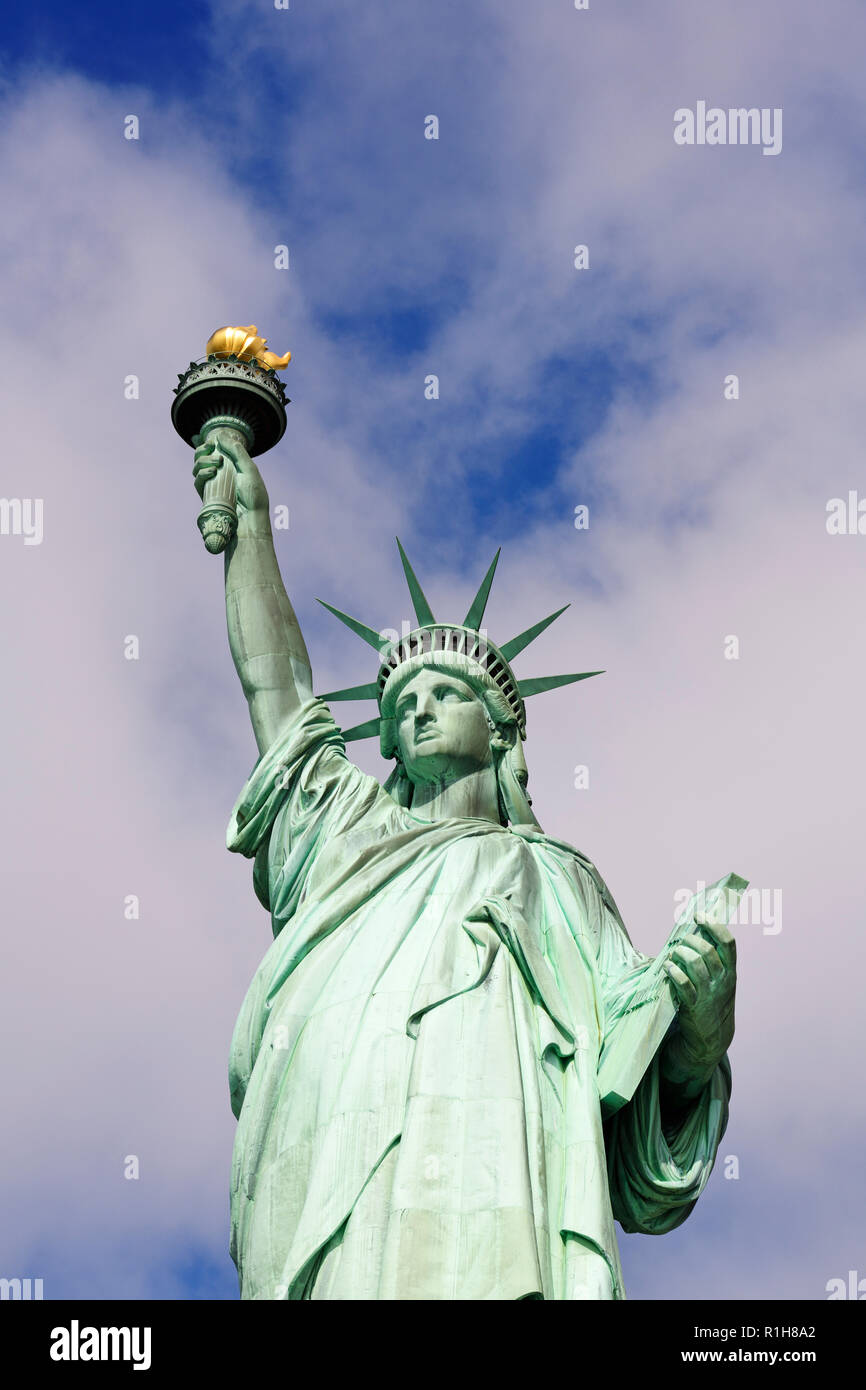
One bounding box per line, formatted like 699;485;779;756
413;729;441;744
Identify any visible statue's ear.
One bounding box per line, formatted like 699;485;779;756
489;722;517;754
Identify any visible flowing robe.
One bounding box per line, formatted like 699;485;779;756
226;698;730;1300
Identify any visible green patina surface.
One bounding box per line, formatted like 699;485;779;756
185;423;739;1301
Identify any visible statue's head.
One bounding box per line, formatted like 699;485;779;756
376;635;531;824
317;540;603;830
392;669;498;779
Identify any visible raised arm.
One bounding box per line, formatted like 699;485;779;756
193;429;313;756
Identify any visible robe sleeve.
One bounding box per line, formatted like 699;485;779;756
578;858;732;1234
226;696;388;928
604;1049;731;1234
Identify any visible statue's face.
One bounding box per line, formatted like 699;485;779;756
394;668;493;784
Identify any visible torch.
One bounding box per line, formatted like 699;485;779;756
171;325;291;553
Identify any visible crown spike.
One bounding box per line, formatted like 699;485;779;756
315;599;390;653
319;682;380;702
463;548;501;630
396;538;436;627
340;716;382;743
517;671;604;698
500;605;570;662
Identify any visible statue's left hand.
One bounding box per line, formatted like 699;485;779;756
662;920;737;1077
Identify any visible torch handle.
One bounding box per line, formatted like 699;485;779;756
196;427;244;554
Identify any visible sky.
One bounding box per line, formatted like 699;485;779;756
1;0;865;1301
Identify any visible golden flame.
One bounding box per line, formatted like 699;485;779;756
205;324;291;372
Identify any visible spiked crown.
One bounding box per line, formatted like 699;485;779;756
317;540;603;748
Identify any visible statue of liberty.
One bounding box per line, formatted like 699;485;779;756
192;428;738;1302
